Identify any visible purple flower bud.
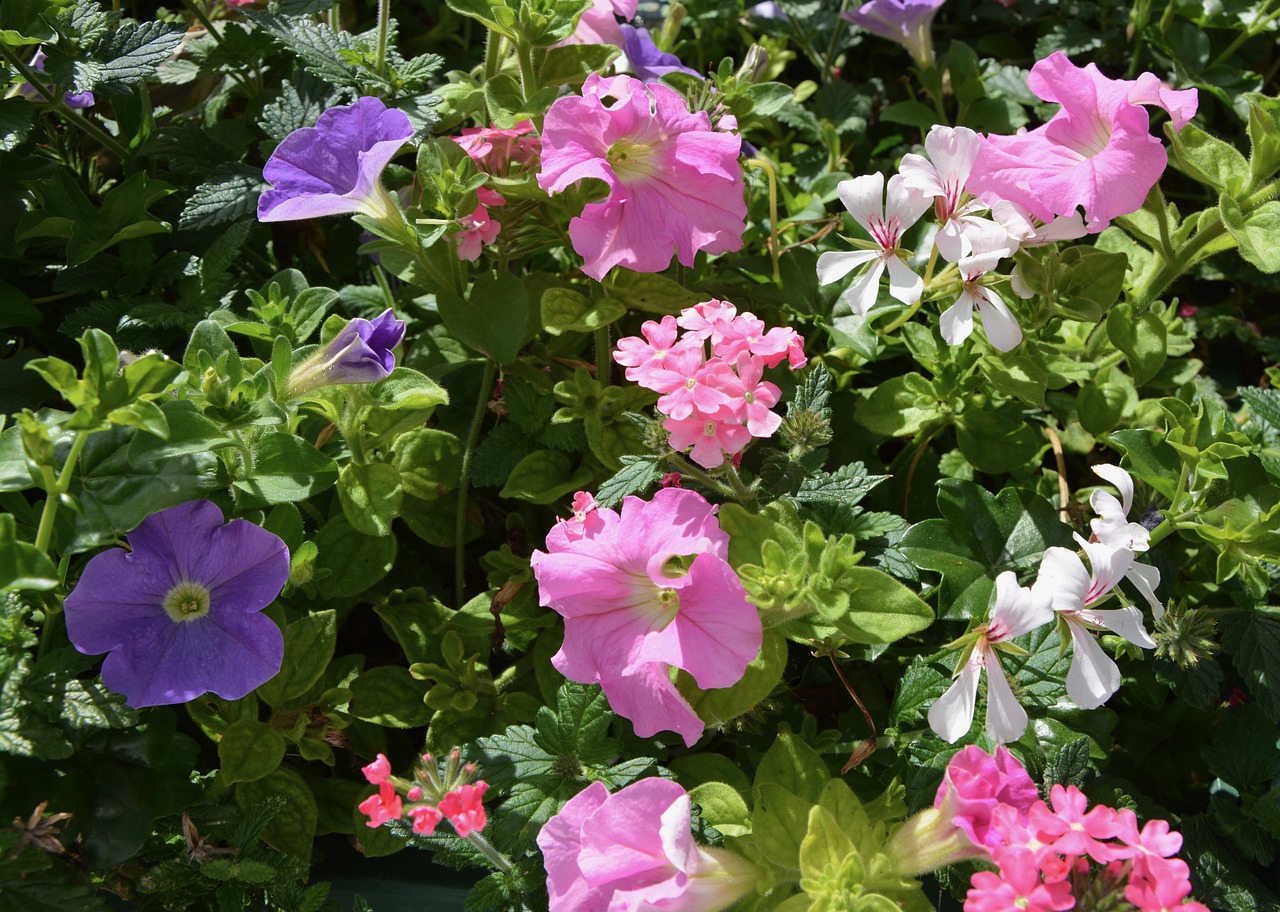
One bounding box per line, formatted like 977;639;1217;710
842;0;948;69
285;309;406;396
258;97;414;223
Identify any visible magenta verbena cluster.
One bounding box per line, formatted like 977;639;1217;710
612;300;806;468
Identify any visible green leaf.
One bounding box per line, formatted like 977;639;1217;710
688;782;751;837
752;781;813;874
878;100;938;129
854;373;941;437
314;515;396;598
0;97;34;153
1222;612;1280;724
1055;247;1127;322
0;0;55;45
541;288;627;335
540;43;618;86
393;428;463;500
180;166;266;230
0;514;57;592
438;270;530;364
792;463;887;507
257;611;336;709
755;733;830;803
235;767;317;859
676;630;787;730
337;462;402;537
1107;302;1168;386
364;367;450;413
127;401;236;465
899;480;1074;620
349;665;432;727
954;402;1041;474
601;271;709;316
832;567;934;645
1220;193;1280;273
499;450;593;504
218;719;286;785
1166;121;1249;194
595;455;662;509
232;433;338;505
1244;93;1280;189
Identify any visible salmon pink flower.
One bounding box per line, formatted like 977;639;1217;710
538;73;746;281
359;782;402;827
537;779;758;912
530;488;761;746
966;52;1198;232
362;753;392;785
438;782;489;837
63;500;288;708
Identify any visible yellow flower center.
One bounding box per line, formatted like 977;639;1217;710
163;580;211;623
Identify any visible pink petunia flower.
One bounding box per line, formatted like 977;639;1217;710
530;488;762;746
538;73;746;281
536;779;758;912
966;52;1198;233
935;745;1040;853
558;0;639;48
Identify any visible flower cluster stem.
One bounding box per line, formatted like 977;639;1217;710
466;831;513;874
456;359;497;607
375;0;391;77
34;432;91;556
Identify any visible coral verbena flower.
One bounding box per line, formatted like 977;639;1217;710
285;308;405;397
966;52;1198;232
538;73;746;281
537;779;758;912
530;488;762;746
258;97;414;223
63;500;289;708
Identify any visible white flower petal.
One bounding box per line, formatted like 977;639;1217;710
1033;546;1092;614
991;570;1054;640
928;651;982;743
984;659;1029;744
884;254;923;305
1091;464;1135;515
1088;605;1156;649
817;249;880;286
841;259;887;316
924;125;982;188
836;173;886;236
1065;619;1122;710
885;173;932;230
898;153;943;197
975;290;1023;352
1125;562;1164;620
1077;535;1135;603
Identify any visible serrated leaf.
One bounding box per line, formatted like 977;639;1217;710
0;97;34;152
180;166;266;230
792;462;887;507
594;455;661;508
1221;612;1280;724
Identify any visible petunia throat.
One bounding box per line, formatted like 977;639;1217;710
163;580;212;623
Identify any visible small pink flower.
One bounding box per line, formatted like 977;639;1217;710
406;786;423;801
410;804;443;835
660;472;683;488
665;410;753;469
536;779;758;912
538;73;745;281
676;299;738;343
358;782;402;828
438;782;489;837
964;850;1075;912
1030;785;1123;863
454;120;540;173
362;753;392;785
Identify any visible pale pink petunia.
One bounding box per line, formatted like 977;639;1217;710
538;73;746;281
967;52;1198;233
536;779;758;912
817;172;932;317
558;0;640;48
530;489;762;746
929;572;1054;744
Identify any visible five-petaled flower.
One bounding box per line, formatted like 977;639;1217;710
538;73;746;281
258;97;414;224
63;500;289;708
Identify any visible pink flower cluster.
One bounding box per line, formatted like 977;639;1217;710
537;778;758;912
937;747;1207;912
357;750;489;837
613;300;806;469
451;120;541;262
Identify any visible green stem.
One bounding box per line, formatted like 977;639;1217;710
373;264;397;312
34;432;91;555
747;157;783;283
1209;0;1280;69
178;0;224;45
465;831;513;874
594;326;611;383
1147;462;1193;548
665;453;735;499
375;0;390;77
516;41;538;98
456;360;496;607
0;44;132;160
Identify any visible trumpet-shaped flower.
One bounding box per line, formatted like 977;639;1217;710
530;488;761;746
966;52;1198;232
929;572;1054;744
817;172;932;317
841;0;949;69
284;308;405;397
559;0;640;48
63;500;289;708
1033;536;1156;710
258;97;414;223
537;779;759;912
538;73;746;281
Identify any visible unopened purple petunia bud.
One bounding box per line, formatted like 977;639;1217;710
284;308;406;397
842;0;948;69
258;97;414;224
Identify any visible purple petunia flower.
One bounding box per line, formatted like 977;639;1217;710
842;0;948;69
19;50;95;109
63;500;289;708
620;24;702;83
258;96;414;223
284;308;406;397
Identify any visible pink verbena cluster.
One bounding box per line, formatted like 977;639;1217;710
451;120;541;262
936;747;1207;912
358;749;489;837
613;300;806;469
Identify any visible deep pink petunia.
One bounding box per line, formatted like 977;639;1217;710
966;52;1198;233
538;73;746;281
530;488;761;746
935;745;1040;852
